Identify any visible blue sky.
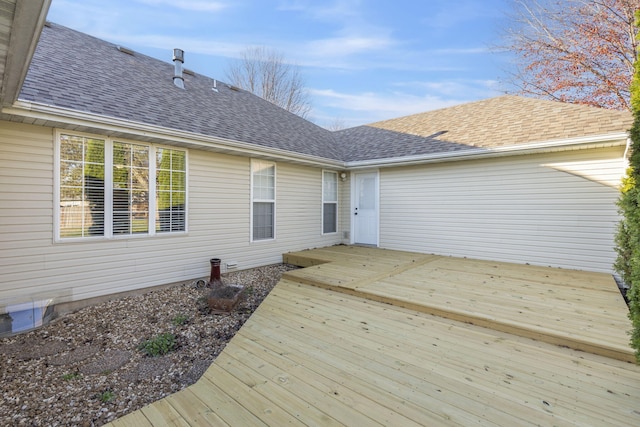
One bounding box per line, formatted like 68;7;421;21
46;0;513;128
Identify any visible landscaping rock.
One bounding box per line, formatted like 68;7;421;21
0;263;296;426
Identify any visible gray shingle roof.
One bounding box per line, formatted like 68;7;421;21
335;96;632;162
17;23;633;164
19;23;343;160
334;126;476;161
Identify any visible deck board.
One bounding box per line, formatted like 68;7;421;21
110;246;640;426
284;247;634;362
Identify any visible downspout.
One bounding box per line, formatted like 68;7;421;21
622;136;632;176
624;136;632;164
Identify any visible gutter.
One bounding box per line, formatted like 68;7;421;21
3;101;345;169
3;100;628;171
346;132;630;170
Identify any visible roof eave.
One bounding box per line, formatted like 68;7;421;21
3;101;628;170
0;1;50;107
3;100;346;169
345;133;630;170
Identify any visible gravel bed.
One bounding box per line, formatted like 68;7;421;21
0;264;297;426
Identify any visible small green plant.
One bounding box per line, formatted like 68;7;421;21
138;332;177;357
99;390;115;403
62;372;81;381
172;314;188;326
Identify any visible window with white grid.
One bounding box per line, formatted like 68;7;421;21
251;160;275;241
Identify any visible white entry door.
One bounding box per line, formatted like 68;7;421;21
353;171;379;245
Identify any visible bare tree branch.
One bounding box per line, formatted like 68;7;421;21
225;46;312;119
500;0;639;110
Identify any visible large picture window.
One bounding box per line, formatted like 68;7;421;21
57;133;186;240
322;171;338;234
251;160;275;241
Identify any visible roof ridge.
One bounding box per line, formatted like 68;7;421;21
368;94;631;128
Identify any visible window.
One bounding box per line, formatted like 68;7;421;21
156;148;186;233
322;171;338;234
59;135;105;238
57;133;186;240
113;142;150;235
251;160;275;241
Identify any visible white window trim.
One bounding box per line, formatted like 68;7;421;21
54;130;188;242
322;170;339;235
250;159;276;242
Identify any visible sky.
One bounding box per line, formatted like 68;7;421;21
45;0;514;129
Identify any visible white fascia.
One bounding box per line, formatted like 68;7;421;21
5;101;629;171
4;100;345;169
345;132;630;170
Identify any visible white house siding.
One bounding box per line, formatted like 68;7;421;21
339;173;351;241
379;145;626;273
0;121;343;304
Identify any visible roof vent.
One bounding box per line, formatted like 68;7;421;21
117;46;134;56
173;48;185;89
427;130;448;139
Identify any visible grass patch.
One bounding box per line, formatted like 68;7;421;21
99;390;115;403
62;372;81;381
172;314;189;326
138;332;177;357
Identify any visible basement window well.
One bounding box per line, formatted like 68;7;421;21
0;297;56;337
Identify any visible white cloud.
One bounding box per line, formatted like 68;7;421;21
310;88;465;126
312;88;460;113
137;0;229;12
431;47;489;55
277;0;362;22
395;79;501;97
310;78;504;127
306;35;394;58
105;33;244;57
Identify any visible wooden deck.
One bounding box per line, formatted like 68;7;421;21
283;246;634;362
110;246;640;426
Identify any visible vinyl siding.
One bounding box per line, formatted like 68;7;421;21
0;121;343;303
339;173;351;241
379;146;626;273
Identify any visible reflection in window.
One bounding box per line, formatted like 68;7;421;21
58;133;186;240
323;171;338;234
156;149;186;233
252;160;275;240
113;142;149;235
59;135;105;238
